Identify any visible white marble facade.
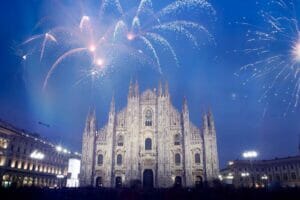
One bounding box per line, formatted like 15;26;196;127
80;81;219;188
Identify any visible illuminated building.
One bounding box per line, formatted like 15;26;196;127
0;120;79;188
220;156;300;188
80;80;219;188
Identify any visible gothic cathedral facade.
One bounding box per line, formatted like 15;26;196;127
80;81;219;188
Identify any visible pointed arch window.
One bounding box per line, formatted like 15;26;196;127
145;138;152;150
97;154;103;166
175;153;181;165
145;110;152;126
117;154;122;165
117;135;124;146
195;153;201;164
174;134;181;145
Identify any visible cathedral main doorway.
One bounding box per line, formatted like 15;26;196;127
195;176;203;188
95;177;102;188
174;176;182;187
143;169;154;188
115;177;122;188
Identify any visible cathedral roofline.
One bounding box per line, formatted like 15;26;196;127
89;80;214;134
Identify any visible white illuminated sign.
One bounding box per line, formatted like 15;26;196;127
68;159;81;179
66;158;81;187
30;150;45;160
57;174;64;179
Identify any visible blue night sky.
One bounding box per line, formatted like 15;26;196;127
0;0;300;167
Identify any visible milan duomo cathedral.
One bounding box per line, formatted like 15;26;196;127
80;80;219;188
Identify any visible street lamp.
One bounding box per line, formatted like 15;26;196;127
261;175;268;188
241;172;250;177
227;173;234;180
242;151;258;159
57;174;65;188
56;146;62;152
228;161;234;166
242;151;258;188
261;175;268;180
240;172;250;187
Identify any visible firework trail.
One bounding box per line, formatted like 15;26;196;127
111;0;215;72
40;33;57;61
236;0;300;113
145;32;179;67
43;47;88;90
21;0;215;90
138;35;162;73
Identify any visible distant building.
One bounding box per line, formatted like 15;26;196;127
0;120;80;188
220;156;300;188
80;80;219;188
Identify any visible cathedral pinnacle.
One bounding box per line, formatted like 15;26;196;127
129;78;134;98
134;79;139;97
87;107;96;120
202;113;208;130
158;81;163;96
164;81;169;96
182;96;189;113
207;109;215;130
110;95;115;114
84;107;96;134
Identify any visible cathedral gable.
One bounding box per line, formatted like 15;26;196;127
140;89;157;104
116;109;126;130
170;106;181;129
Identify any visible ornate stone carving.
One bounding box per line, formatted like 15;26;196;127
80;81;219;188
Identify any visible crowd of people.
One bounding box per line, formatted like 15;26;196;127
0;185;300;200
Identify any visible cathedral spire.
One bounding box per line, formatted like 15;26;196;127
128;78;134;98
84;109;91;132
110;95;115;114
207;108;215;131
158;80;163;96
134;79;139;97
202;112;208;130
85;107;93;133
202;108;219;181
108;95;115;125
182;96;189;113
84;107;96;135
81;107;97;186
164;81;169;96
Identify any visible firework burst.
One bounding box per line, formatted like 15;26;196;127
236;0;300;113
20;0;215;90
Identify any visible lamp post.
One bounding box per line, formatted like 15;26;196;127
241;172;250;187
242;151;258;188
57;174;64;188
261;175;268;188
